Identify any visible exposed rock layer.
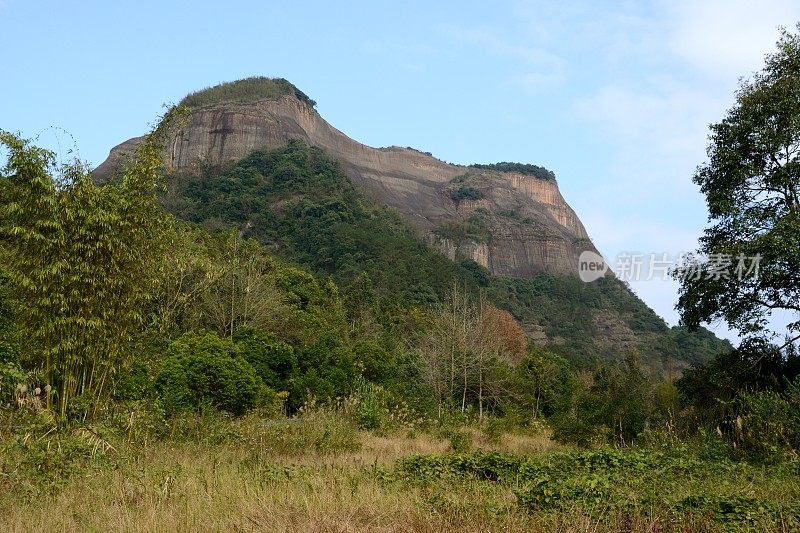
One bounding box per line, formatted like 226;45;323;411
94;95;599;277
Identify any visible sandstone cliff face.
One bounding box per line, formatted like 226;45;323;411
94;94;599;278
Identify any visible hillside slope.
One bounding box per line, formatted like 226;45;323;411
159;140;730;371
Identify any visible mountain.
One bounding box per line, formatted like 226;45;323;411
94;77;597;278
94;77;730;370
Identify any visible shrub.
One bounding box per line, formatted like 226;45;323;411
449;186;485;202
352;341;397;383
155;332;260;416
0;360;27;407
287;335;357;411
469;162;556;181
434;218;490;245
113;360;153;402
438;427;473;453
733;380;800;460
234;327;296;390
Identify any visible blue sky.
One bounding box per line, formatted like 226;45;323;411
2;0;799;341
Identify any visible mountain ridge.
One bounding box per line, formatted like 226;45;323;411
94;78;597;278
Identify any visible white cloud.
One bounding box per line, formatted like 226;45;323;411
563;0;800;337
443;24;566;89
446;1;796;339
575;80;722;155
662;0;800;79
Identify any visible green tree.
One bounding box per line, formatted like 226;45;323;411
674;27;800;346
156;331;260;416
514;347;577;420
0;108;183;420
551;351;654;446
234;327;296;390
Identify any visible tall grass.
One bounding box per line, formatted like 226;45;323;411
2;406;798;532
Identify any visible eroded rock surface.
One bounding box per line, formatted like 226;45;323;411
94;94;599;278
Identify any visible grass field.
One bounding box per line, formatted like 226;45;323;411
1;410;798;532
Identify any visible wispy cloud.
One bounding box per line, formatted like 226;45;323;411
443;24;566;90
662;0;800;79
556;0;800;336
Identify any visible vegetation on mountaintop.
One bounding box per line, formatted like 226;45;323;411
180;76;317;109
470;162;556;181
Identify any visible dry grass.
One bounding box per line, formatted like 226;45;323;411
1;423;776;532
0;430;548;532
461;426;564;455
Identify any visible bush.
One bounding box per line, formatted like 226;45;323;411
0;360;27;407
113;360;153;402
438;427;473;453
155;332;261;416
469;162;556;181
287;335;357;411
733;380;800;460
352;341;397;383
434;218;490;245
449;186;485;202
354;381;387;430
234;327;296;390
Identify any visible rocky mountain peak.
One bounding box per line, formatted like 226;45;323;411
94;78;601;278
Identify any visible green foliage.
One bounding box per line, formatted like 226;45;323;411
459;259;490;287
352;340;395;383
0;360;27;407
180;76;316;108
434;217;490;245
733;382;800;460
233;327;296;391
0;413;112;497
550;352;656;446
152;224;350;350
439;427;474;453
394;448;800;529
288;334;357;411
113;360;155;402
244;409;361;454
155;332;260;416
162;140;726;370
352;380;390;430
674;26;800;343
0;108;184;420
469;162;556;181
497;208;538;226
449;186;485;201
489;275;728;368
166;140;472;305
677;339;800;428
513;348;577;420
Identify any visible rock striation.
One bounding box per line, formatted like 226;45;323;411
94;90;599;278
